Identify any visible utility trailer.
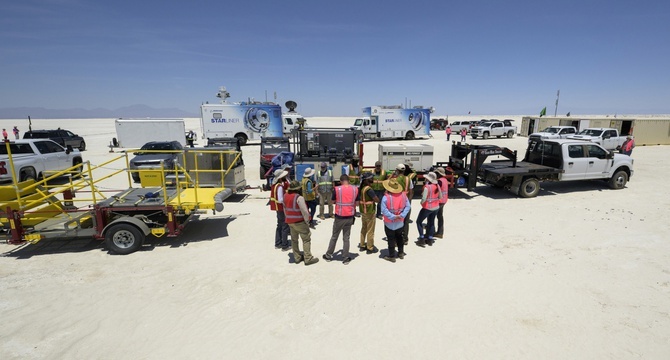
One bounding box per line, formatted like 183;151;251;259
447;140;633;198
0;141;244;254
114;119;187;148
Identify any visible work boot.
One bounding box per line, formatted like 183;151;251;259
305;258;319;266
383;256;396;263
434;233;443;239
359;245;366;252
322;254;333;262
376;215;383;220
416;238;426;248
294;257;303;264
398;252;405;260
366;247;378;254
426;238;435;246
328;213;334;219
342;257;352;265
318;215;325;220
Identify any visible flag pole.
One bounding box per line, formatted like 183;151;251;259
554;90;560;117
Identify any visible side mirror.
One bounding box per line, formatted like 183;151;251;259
66;145;73;154
607;151;614;159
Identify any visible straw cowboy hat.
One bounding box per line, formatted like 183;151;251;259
435;167;446;177
383;178;404;194
424;172;438;184
303;167;315;178
272;169;289;184
288;180;302;191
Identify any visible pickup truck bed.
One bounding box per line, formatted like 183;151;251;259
481;161;561;176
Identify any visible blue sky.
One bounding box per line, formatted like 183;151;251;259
1;0;669;116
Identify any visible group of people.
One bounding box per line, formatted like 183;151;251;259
444;126;467;142
268;160;450;265
2;126;19;140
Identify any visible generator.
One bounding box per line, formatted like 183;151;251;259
378;143;434;172
291;127;363;181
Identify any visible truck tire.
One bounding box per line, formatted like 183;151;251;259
234;134;248;146
608;170;628;189
519;178;540;198
405;131;415;140
507;130;514;138
105;223;145;255
483;132;489;139
19;168;37;182
79;141;86;151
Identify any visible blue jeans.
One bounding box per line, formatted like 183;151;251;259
275;211;290;248
306;200;317;220
416;208;438;239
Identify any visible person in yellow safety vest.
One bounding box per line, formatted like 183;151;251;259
371;161;387;219
317;162;334;220
270;169;291;250
348;154;361;185
358;172;380;254
323;174;359;265
380;178;411;263
434;167;449;239
283;181;319;266
415;172;443;247
300;167;318;227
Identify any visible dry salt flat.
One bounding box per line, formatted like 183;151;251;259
0;116;668;359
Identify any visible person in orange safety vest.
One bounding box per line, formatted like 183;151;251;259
283;181;319;266
323;174;359;265
270;169;291;251
415;172;442;247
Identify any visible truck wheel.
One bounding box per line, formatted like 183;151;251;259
235;134;248;146
405;131;415;140
105;223;145;255
608;170;628;189
519;178;540;198
79;141;86;151
19;168;37;182
507;131;514;138
483;132;489;139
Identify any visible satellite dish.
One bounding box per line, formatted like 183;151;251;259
285;100;298;112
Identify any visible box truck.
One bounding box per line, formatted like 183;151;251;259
352;106;434;140
114;119;186;148
200;87;307;146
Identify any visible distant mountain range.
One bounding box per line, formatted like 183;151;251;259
0;104;198;119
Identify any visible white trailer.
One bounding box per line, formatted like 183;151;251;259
353;106;434;140
200;87;284;146
114;119;186;148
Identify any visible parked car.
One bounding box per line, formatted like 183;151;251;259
449;121;475;133
23;129;86;151
129;141;184;183
567;128;627;150
430;119;449;130
470;120;517;139
0;139;83;183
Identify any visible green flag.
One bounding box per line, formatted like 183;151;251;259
566;112;571;117
540;107;547;117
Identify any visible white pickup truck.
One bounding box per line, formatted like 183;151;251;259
567;128;627;150
528;126;577;143
0;139;83;183
452;139;634;198
470;120;517;139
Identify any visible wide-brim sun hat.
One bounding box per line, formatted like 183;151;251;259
425;172;438;184
435;167;446;177
383;178;403;194
395;163;405;171
288;180;302;191
303;167;315;178
272;169;289;184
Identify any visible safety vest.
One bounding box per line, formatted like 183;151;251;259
421;183;440;210
301;177;316;201
359;185;375;214
269;181;287;211
438;177;449;204
318;170;333;193
446;128;452;134
283;193;304;224
624;139;635;152
348;164;360;185
396;174;411;195
334;185;358;217
371;170;386;191
383;193;406;224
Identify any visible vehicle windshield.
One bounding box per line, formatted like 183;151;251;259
0;143;36;155
353;119;363;126
541;127;559;134
480;122;493;127
138;142;181;154
577;129;603;136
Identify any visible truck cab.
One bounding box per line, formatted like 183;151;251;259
282;112;307;135
528;126;577;143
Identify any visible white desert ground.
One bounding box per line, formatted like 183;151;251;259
0;116;669;359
